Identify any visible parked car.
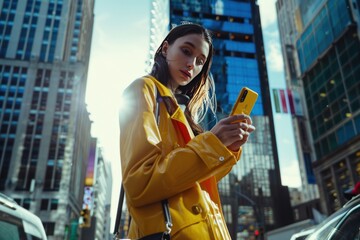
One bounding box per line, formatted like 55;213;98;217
290;227;316;240
0;193;47;240
305;194;360;240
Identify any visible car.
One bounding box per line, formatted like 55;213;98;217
305;194;360;240
0;193;47;240
290;227;316;240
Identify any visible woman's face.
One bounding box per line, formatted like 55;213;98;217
162;33;210;90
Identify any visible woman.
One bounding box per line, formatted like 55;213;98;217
120;23;255;239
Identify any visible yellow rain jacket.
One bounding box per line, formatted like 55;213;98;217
120;75;241;239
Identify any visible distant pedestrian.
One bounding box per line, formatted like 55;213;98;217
119;22;255;239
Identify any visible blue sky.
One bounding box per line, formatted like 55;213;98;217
85;0;300;230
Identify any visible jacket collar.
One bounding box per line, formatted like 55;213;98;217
146;75;174;98
146;75;195;140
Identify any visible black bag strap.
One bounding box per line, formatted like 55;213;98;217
113;185;125;236
114;84;172;239
161;199;172;239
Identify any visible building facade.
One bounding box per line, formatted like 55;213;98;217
0;0;95;239
292;0;360;215
276;0;320;207
148;0;170;71
149;0;294;238
81;139;113;240
93;156;112;240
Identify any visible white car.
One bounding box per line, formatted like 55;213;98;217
305;194;360;240
290;227;316;240
0;193;47;240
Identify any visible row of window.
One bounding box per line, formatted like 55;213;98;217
171;0;251;19
320;151;360;213
0;65;27;190
0;0;17;58
0;0;81;63
296;0;351;73
315;114;360;160
15;0;40;60
304;28;360;148
43;70;74;191
16;68;53;190
69;0;82;62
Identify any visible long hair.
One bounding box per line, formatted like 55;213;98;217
150;23;216;135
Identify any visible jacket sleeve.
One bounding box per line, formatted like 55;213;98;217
120;78;239;207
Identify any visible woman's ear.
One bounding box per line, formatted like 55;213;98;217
162;41;169;57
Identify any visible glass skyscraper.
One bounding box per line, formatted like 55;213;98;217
149;0;294;238
0;0;95;239
295;0;360;215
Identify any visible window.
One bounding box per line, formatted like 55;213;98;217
331;206;360;239
23;198;31;210
43;222;55;236
40;199;49;210
50;199;58;210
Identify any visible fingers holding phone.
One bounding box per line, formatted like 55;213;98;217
238;119;255;134
210;87;258;150
226;115;255;151
210;114;255;149
228;87;258;150
229;114;253;125
210;116;244;147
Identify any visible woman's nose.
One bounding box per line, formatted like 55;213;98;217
186;58;195;70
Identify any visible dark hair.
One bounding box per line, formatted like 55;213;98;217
150;23;216;134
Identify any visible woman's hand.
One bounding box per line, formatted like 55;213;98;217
210;114;255;151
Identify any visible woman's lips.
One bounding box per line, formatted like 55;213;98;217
180;70;191;78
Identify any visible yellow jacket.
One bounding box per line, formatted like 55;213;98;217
120;75;241;239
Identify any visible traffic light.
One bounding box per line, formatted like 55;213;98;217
80;208;91;228
254;227;264;239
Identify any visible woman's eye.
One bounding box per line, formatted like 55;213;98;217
196;58;205;65
182;48;191;56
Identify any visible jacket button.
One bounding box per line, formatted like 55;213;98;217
219;156;225;161
191;205;202;215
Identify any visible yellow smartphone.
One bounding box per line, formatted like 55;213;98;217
230;87;258;121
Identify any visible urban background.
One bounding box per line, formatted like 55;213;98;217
0;0;359;240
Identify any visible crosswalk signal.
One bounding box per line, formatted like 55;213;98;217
80;208;91;228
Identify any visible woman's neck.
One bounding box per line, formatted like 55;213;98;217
167;82;178;94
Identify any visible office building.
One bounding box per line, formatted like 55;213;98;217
0;0;95;239
276;0;319;206
288;0;360;215
150;0;294;238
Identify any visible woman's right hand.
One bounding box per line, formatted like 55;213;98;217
210;114;255;151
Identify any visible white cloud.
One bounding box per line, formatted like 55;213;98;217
258;0;286;74
282;137;291;145
258;0;278;28
279;160;302;188
266;40;284;73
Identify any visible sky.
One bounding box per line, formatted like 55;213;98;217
85;0;301;230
